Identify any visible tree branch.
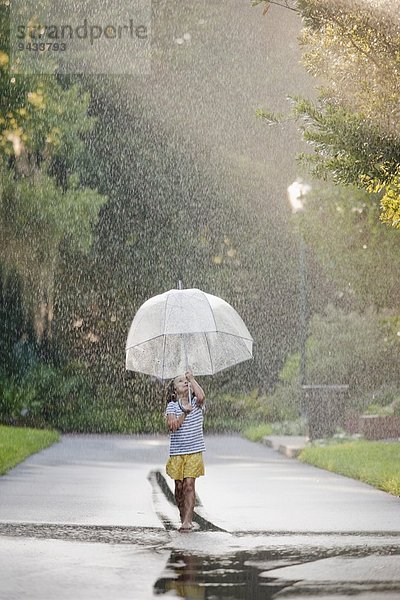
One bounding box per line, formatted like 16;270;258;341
266;0;300;12
252;0;300;13
318;11;383;70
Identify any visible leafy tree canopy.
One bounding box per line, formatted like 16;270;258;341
256;0;400;227
295;0;400;227
0;3;105;339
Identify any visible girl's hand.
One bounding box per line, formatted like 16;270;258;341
185;370;206;404
178;399;193;414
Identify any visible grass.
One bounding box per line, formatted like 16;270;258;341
242;419;308;442
242;423;273;442
0;425;60;475
299;440;400;496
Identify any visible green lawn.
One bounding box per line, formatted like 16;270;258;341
242;423;273;442
0;425;60;475
299;440;400;496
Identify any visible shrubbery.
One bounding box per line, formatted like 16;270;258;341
0;362;93;430
204;386;299;433
240;305;400;436
2;304;399;435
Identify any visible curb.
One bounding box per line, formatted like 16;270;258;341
277;444;303;459
262;436;309;459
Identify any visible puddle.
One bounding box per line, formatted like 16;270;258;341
153;545;400;599
154;550;289;599
1;522;400;598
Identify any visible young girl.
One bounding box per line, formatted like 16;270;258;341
165;371;206;532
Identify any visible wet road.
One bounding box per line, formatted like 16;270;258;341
0;434;399;599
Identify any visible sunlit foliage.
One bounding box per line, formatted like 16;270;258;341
294;0;400;226
285;0;400;226
0;2;105;340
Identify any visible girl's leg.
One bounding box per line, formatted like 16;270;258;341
174;480;184;522
181;477;196;529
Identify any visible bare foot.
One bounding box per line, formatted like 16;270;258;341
179;523;193;532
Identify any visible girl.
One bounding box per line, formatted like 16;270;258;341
165;371;205;532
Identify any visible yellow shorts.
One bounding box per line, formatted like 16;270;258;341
166;452;205;481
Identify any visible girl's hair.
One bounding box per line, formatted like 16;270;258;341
164;379;177;404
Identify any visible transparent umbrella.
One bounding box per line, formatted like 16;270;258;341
125;287;253;380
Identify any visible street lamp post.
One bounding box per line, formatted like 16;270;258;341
287;180;311;388
287;181;350;439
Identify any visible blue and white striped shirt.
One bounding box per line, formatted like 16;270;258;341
166;397;206;456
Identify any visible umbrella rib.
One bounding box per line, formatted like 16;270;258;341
212;330;254;343
204;332;214;373
200;291;253;342
161;334;167;380
161;292;170;381
126;330;253;350
201;290;218;333
227;330;254;343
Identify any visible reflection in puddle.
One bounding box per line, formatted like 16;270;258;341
153;550;290;598
153;545;400;599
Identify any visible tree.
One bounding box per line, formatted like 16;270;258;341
253;0;400;411
256;0;400;227
0;2;105;342
0;267;27;377
293;0;400;227
0;169;104;340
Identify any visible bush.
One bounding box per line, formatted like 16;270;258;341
242;423;273;442
270;418;308;436
360;383;400;416
0;376;36;423
273;305;400;420
0;366;304;434
204;386;300;433
364;403;395;417
261;383;302;422
306;306;399;395
0;362;94;430
368;383;400;407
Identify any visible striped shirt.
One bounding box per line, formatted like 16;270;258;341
166;396;206;456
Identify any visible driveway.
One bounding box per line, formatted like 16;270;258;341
1;434;399;600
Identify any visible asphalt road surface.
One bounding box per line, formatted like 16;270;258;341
1;434;399;599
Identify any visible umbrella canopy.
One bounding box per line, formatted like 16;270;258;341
125;288;253;379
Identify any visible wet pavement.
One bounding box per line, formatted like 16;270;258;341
0;434;400;599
